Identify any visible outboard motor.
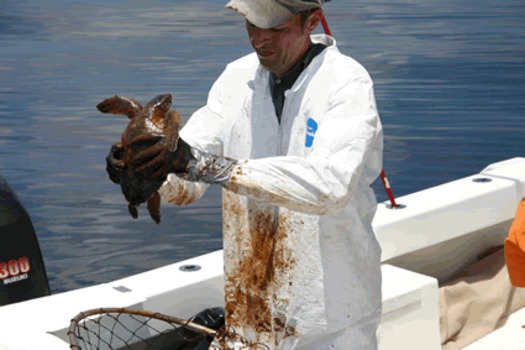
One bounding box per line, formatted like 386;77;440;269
0;175;50;306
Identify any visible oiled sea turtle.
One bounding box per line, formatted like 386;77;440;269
97;93;181;224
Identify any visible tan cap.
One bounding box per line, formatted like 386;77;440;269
225;0;324;29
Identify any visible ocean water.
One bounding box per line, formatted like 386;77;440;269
0;0;524;293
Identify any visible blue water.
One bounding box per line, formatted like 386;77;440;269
1;1;524;293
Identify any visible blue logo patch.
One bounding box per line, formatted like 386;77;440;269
305;118;318;148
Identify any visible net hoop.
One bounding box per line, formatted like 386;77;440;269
68;307;269;350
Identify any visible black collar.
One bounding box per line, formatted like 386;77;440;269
269;43;326;89
269;43;327;121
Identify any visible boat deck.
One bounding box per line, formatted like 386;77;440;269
464;307;525;350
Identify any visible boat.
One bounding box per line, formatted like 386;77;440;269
0;157;524;349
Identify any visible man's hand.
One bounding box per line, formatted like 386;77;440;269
134;136;195;181
106;141;124;184
106;134;237;186
105;135;194;184
134;135;237;185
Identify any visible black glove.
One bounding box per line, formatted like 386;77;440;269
134;136;195;181
106;134;237;185
106;141;124;184
135;135;238;185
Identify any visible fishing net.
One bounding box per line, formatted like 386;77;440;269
68;307;269;350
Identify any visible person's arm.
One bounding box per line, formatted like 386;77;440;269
127;75;383;214
223;76;383;215
157;74;382;215
128;63;382;215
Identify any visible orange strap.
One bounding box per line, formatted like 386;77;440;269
505;197;525;287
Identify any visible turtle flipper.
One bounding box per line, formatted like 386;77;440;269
147;94;172;127
165;109;181;152
147;191;161;224
145;94;172;110
97;95;143;119
128;203;139;219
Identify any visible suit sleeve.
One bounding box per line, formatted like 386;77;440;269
223;75;383;215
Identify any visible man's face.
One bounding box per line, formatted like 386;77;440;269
246;11;319;77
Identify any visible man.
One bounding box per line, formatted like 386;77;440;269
107;0;383;348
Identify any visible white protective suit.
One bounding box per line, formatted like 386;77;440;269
159;34;383;350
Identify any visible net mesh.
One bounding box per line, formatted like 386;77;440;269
68;307;269;350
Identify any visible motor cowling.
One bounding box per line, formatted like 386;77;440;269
0;175;50;306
